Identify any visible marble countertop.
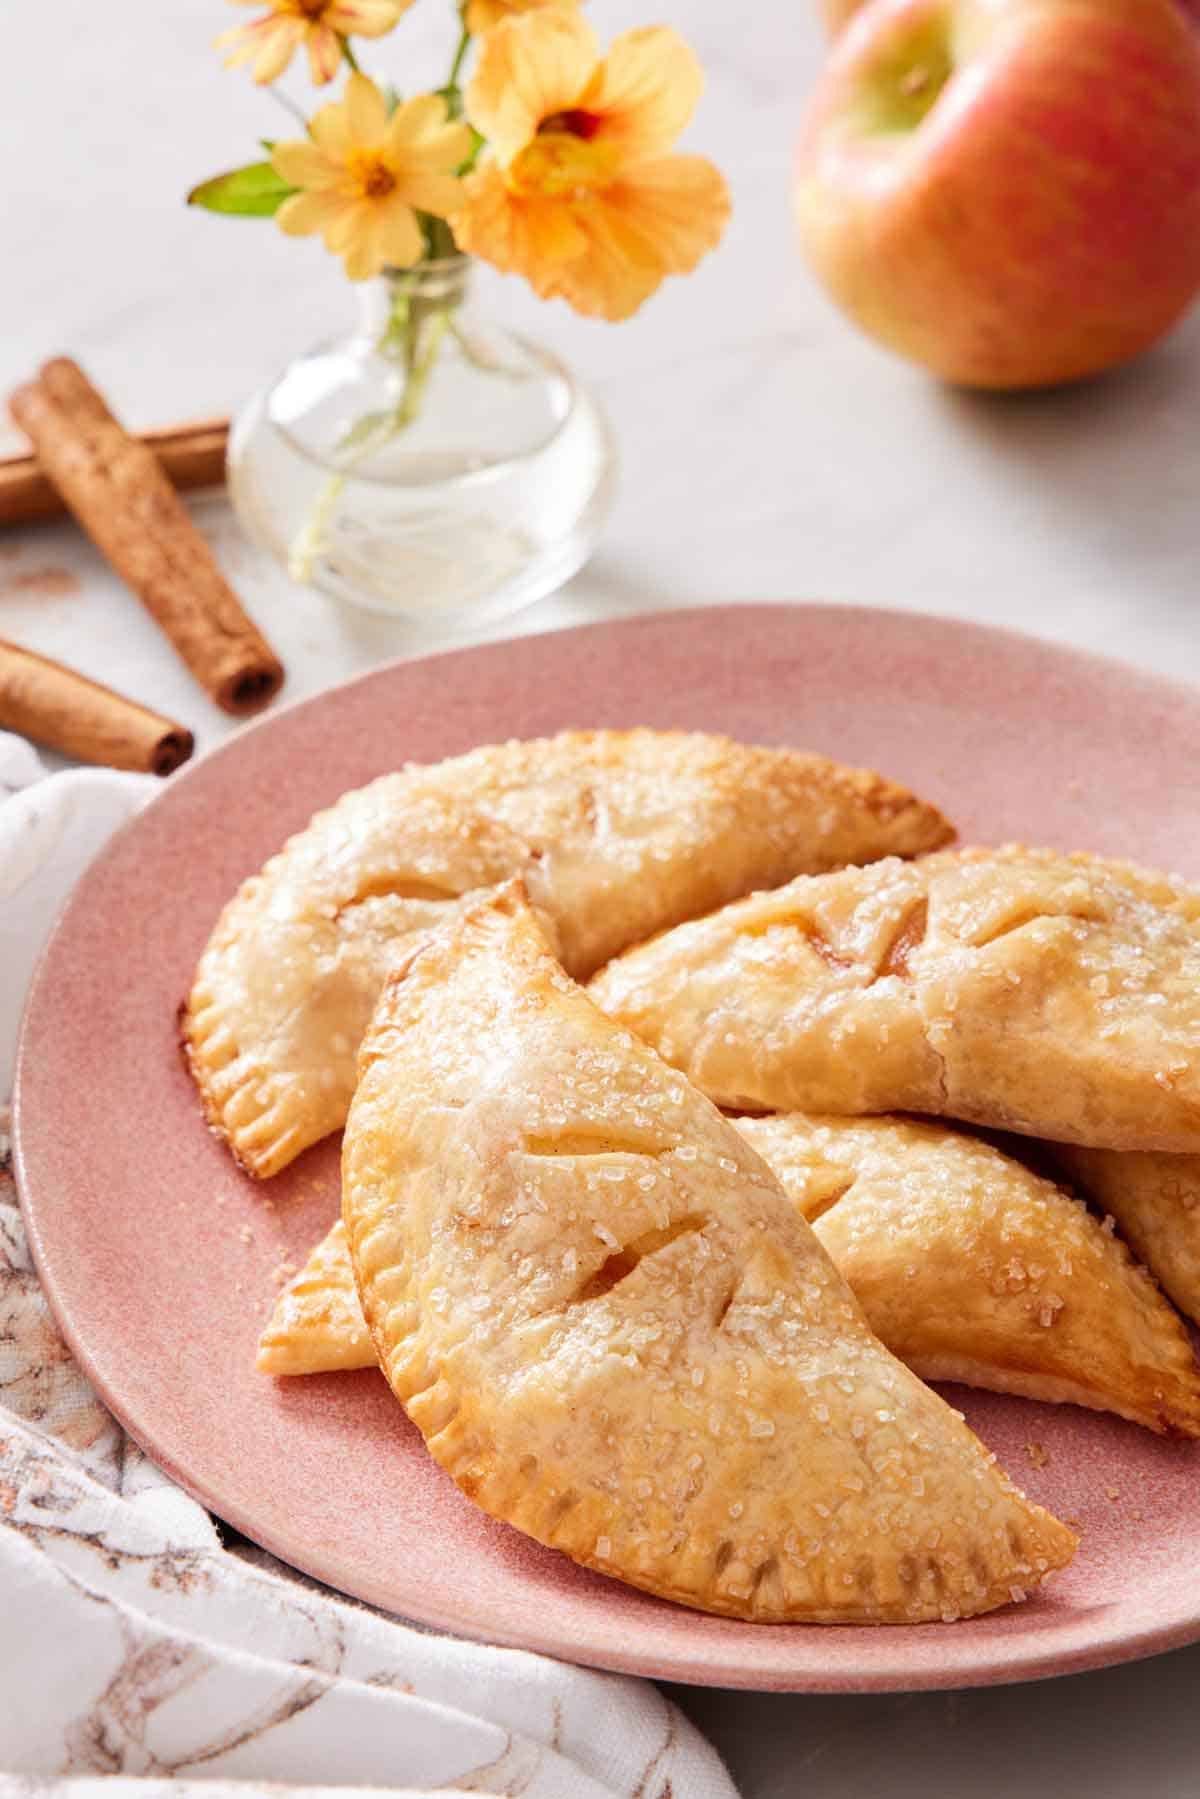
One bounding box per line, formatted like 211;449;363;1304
6;0;1200;1791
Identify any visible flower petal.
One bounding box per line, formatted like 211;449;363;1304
452;164;524;273
385;94;467;159
344;206;386;278
305;22;343;85
341;210;389;280
215;24;258;67
375;193;426;267
453;162;587;288
341;241;377;281
547;156;729;320
218;14;300;82
565;200;666;319
399;170;464;216
275;189;348;237
324;198;372;254
475;153;729;321
581;27;705;159
272;138;342;189
466;11;598;162
326;0;407;37
309;96;356;158
465;0;577;35
344;71;390;143
250;16;302;83
608;154;730;275
463;0;503;32
522;193;590;264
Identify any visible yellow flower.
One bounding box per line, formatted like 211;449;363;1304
217;0;407;87
273;76;472;280
464;0;576;41
454;13;729;321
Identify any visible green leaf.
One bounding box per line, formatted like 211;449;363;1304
187;161;296;218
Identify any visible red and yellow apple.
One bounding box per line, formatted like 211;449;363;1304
819;0;1200;33
796;0;1200;387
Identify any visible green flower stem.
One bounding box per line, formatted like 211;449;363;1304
288;275;458;583
340;36;362;74
422;212;459;260
398;307;451;424
289;470;348;583
445;20;471;103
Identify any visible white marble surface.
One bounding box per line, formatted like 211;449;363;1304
6;0;1200;1792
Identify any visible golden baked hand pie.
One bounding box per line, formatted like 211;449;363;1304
184;730;952;1177
739;1115;1200;1436
589;847;1200;1154
262;1113;1200;1435
259;1219;375;1375
339;881;1074;1624
258;1235;379;1375
1052;1146;1200;1329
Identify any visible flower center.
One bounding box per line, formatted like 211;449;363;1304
512;123;618;199
347;150;398;199
293;0;332;17
364;163;396;198
540;108;603;142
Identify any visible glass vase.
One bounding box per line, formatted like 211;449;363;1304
227;254;616;628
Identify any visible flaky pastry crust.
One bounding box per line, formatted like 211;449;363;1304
590;847;1200;1154
340;883;1074;1624
740;1115;1200;1437
1053;1145;1200;1329
264;1114;1200;1435
184;730;952;1176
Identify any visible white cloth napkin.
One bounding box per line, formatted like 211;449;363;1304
0;731;738;1799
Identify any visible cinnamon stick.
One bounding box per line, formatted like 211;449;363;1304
0;638;193;776
0;418;229;527
9;360;283;716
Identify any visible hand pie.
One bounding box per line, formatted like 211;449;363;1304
259;1233;378;1375
740;1115;1200;1436
340;881;1075;1624
262;1113;1200;1436
260;1219;375;1375
184;730;952;1177
1052;1145;1200;1329
589;847;1200;1154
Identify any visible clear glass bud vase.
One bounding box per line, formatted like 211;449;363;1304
227;254;616;628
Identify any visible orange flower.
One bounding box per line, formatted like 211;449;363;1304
273;76;472;279
464;0;577;40
218;0;407;86
454;13;729;321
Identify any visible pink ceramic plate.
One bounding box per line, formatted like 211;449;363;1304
14;603;1200;1693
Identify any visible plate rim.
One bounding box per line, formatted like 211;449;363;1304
14;599;1200;1694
